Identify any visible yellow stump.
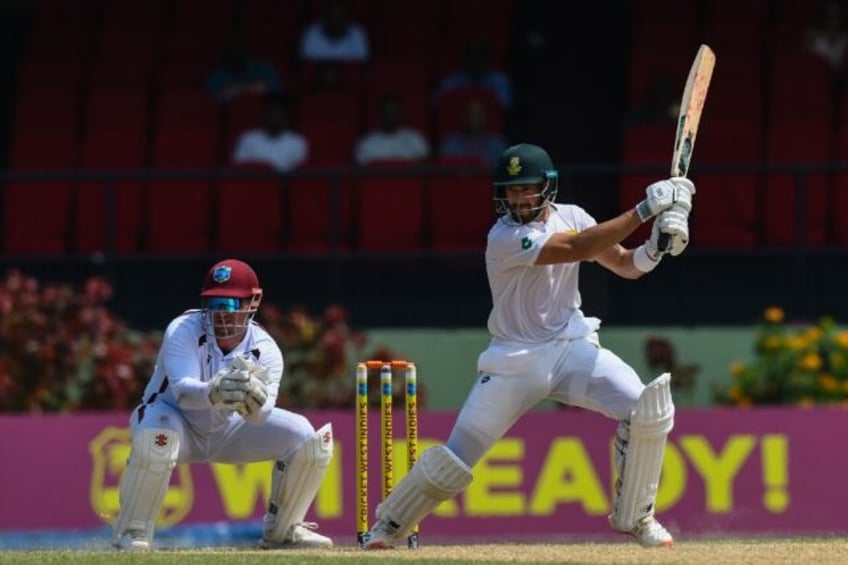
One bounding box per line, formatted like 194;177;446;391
355;362;369;547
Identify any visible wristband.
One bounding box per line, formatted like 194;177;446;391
633;243;662;273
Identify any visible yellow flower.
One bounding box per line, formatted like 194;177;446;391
764;306;784;324
831;352;846;369
818;374;838;392
805;327;823;343
785;336;808;351
842;380;848;393
836;332;848;349
730;361;746;378
800;353;822;372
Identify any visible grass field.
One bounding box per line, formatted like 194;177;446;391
3;539;848;565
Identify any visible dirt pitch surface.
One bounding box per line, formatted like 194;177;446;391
4;539;848;565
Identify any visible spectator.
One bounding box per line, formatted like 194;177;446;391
299;0;370;62
355;95;430;165
803;0;848;71
206;35;283;104
435;39;512;108
232;93;308;172
440;98;508;166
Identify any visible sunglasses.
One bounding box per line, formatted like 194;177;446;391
206;297;243;312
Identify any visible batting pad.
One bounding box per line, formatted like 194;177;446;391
264;423;334;542
375;445;473;539
111;428;179;544
610;373;674;531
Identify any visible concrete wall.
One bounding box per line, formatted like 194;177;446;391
364;327;756;410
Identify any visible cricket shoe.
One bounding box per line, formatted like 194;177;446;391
612;516;674;548
259;522;333;549
112;530;151;551
361;520;398;550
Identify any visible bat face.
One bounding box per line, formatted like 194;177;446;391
658;44;715;253
671;44;715;179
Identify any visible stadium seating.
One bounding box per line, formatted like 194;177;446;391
75;130;148;253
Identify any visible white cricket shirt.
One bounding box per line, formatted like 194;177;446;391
485;204;600;343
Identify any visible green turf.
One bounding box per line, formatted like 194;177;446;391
3;540;848;565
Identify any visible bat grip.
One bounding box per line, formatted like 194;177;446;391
657;232;671;252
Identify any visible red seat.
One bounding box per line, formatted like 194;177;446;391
216;165;285;252
356;172;425;251
84;89;150;134
768;50;834;124
13;88;80;134
299;61;367;97
706;78;764;127
76;131;147;253
89;55;155;90
763;121;832;245
285;176;355;252
146;129;218;252
366;57;436;100
4;132;77;253
156;88;222;132
428;173;493;250
619;122;672;247
17;54;84;92
689;120;762;246
301;121;358;167
627;48;691;108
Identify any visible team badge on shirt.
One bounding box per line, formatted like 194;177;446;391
521;237;532;250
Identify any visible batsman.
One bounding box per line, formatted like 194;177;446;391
363;143;692;549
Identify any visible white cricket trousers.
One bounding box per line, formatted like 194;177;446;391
131;402;316;464
446;334;646;467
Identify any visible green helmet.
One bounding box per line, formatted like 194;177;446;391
492;143;559;223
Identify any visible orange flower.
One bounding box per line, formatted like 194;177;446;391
818;374;838;392
764;306;785;324
800;353;822;372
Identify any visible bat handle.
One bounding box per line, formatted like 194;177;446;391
657;232;671;252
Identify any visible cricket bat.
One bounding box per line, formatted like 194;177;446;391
659;44;715;252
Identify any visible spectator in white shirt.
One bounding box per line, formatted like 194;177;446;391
232;94;308;172
355;95;429;165
300;0;369;62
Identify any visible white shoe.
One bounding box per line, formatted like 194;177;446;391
260;522;333;549
361;520;397;550
612;516;674;548
112;530;151;551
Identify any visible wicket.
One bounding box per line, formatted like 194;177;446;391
355;360;419;549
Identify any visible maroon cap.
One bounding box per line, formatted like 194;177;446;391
200;259;261;298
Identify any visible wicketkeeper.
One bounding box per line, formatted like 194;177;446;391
112;259;333;551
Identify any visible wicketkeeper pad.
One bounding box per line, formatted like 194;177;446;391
111;428;179;544
374;445;473;539
609;373;674;532
263;423;334;543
